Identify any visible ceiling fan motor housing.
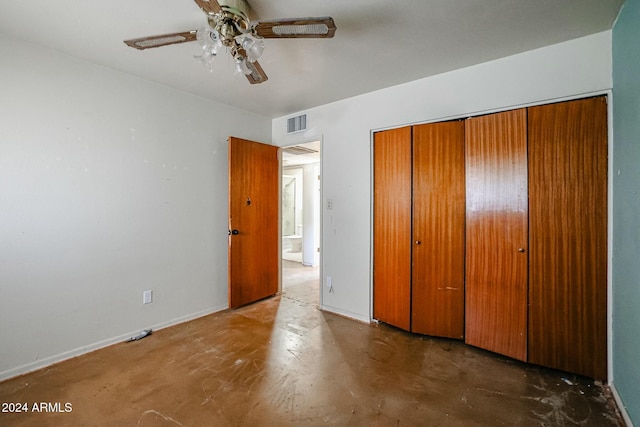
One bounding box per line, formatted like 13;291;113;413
208;0;252;47
218;0;249;14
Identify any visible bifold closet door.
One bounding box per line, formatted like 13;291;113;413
373;127;412;331
528;97;608;380
465;109;529;361
412;121;465;338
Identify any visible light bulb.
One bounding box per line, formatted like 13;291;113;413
196;28;222;52
241;37;264;63
196;28;211;44
235;57;252;75
194;28;222;71
195;52;216;72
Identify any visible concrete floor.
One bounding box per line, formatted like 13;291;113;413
0;260;625;426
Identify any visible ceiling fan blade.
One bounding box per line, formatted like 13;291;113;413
253;17;336;39
193;0;222;15
124;31;197;50
245;60;268;84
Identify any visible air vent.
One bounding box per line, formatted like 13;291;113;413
287;114;307;134
282;145;318;155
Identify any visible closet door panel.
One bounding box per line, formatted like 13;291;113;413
373;127;412;331
465;109;529;361
528;97;608;380
412;121;465;338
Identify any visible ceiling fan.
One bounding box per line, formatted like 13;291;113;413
124;0;337;84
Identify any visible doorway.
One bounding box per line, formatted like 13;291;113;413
281;141;321;305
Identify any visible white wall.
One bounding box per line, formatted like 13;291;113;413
0;35;271;380
302;163;319;267
272;31;613;322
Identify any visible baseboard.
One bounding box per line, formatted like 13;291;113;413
0;304;227;382
610;382;634;426
320;304;370;323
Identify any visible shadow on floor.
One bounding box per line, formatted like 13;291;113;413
0;264;625;426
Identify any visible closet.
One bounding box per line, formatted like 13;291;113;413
373;120;465;339
373;126;412;331
372;96;608;380
465;108;529;362
527;98;608;380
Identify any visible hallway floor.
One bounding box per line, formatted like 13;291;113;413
0;262;624;426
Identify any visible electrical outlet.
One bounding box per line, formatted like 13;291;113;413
143;290;152;304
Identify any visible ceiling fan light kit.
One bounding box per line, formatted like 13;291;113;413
124;0;336;85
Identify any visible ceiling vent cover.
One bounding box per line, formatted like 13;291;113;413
287;114;307;134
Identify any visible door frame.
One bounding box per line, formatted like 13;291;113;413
279;137;324;308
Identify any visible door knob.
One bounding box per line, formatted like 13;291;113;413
415;240;422;245
518;248;525;253
229;229;239;235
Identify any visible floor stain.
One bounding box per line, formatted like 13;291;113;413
0;261;626;426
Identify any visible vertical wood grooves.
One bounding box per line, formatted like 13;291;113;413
372;96;608;379
464;109;529;362
411;121;465;338
373;127;412;331
409;126;415;331
527;97;608;379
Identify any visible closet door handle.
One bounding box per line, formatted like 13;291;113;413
415;240;422;245
517;247;525;253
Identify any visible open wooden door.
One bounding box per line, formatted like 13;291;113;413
228;136;279;308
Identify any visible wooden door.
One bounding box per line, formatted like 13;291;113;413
373;127;412;331
465;109;529;361
528;97;608;379
228;137;279;308
411;121;465;338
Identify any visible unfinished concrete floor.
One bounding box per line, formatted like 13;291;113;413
0;260;625;426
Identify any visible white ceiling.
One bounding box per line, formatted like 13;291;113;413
283;141;320;167
0;0;623;119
